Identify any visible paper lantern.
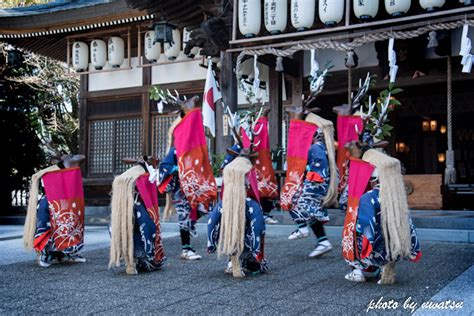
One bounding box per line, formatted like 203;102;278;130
319;0;344;27
291;0;315;31
183;27;199;58
108;37;125;68
90;39;106;70
353;0;379;20
385;0;411;16
419;0;445;11
72;41;88;72
164;29;181;60
264;0;287;34
239;0;261;37
459;0;472;7
144;31;161;62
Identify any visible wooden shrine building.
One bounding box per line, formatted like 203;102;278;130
1;0;474;209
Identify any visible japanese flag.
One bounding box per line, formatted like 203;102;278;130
202;59;222;137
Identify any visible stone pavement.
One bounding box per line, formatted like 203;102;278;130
0;225;473;315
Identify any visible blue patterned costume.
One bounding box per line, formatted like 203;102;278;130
290;138;330;225
207;197;268;273
132;199;165;271
349;188;422;270
159;147;200;234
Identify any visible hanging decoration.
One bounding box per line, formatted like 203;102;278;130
460;24;473;73
353;0;379;21
90;39;107;70
72;41;88;72
388;38;398;83
319;0;345;27
419;0;445;12
384;0;411;17
264;0;287;34
239;0;261;37
291;0;316;31
144;31;161;62
164;29;181;60
108;36;125;68
183;27;200;58
344;50;359;68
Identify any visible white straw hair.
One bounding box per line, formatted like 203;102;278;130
363;149;411;260
109;165;145;275
23;165;60;250
217;157;253;259
305;113;339;207
161;115;182;221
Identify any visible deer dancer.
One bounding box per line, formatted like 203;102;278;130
281;67;339;258
23;153;87;267
158;93;217;260
207;108;268;277
341;91;421;284
109;156;165;274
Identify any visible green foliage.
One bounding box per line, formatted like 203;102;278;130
149;85;162;101
211;153;225;177
0;44;79;211
363;84;403;140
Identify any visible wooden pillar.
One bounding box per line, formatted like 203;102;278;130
268;67;282;167
216;51;237;154
78;74;89;176
142;61;152;156
292;51;304;107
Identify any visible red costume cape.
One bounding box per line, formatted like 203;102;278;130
341;158;374;261
173;108;217;210
41;167;84;251
136;174;165;263
280;120;318;211
241;117;278;199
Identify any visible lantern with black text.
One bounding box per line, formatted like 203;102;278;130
72;41;88;72
183;27;199;58
264;0;287;34
353;0;379;20
319;0;345;27
144;31;161;62
239;0;261;37
108;37;125;68
164;29;181;60
291;0;316;31
90;39;106;70
385;0;411;16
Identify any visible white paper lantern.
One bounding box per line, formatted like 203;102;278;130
459;0;472;6
90;39;106;70
239;0;261;37
353;0;379;20
319;0;344;27
385;0;411;16
72;41;88;72
291;0;316;31
108;37;124;68
419;0;445;11
183;27;199;58
264;0;287;34
164;29;181;60
144;31;161;62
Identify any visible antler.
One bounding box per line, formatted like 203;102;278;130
370;93;391;138
360;95;376;120
351;72;371;108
